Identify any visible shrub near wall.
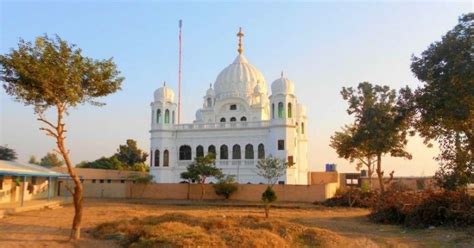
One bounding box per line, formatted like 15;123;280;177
322;187;377;208
369;190;474;227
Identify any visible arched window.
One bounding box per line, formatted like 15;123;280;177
278;102;284;118
165;109;170;124
207;98;212;107
245;144;254;159
288;103;292;118
232;144;241;159
150;150;153;166
196;145;204;158
220;145;228;160
179;145;192;160
163;150;169;167
156;109;161;123
272;103;275;119
302;122;305;134
258;144;265;159
154;149;160;167
230;117;237;122
296;122;299;133
220;118;226;122
172;111;175;124
240;116;247;122
208;145;216;157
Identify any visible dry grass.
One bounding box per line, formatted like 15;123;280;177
92;213;360;248
0;198;472;248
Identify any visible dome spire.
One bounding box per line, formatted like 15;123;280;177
237;27;244;55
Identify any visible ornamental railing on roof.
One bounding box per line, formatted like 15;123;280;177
176;159;257;168
151;119;301;131
216;91;248;100
174;120;271;130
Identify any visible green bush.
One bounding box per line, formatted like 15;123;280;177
262;186;277;203
213;175;238;199
322;187;377;208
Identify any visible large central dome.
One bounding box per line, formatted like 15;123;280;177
214;54;267;99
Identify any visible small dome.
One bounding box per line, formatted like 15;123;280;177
271;73;295;95
206;84;215;96
154;83;175;103
214;54;267;99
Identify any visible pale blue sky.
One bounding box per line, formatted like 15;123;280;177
0;1;471;176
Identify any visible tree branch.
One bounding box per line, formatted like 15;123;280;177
358;158;370;167
39;127;58;138
384;171;395;184
37;114;57;130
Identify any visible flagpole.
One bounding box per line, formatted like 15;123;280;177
178;19;182;124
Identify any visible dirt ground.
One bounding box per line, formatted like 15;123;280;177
0;198;472;248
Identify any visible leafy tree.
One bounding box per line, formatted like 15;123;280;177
0;145;17;161
29;155;40;165
114;139;148;166
76;156;121;170
255;156;287;217
129;162;149;172
434;134;473;190
0;34;123;239
256;156;287;185
330;125;376;188
213;174;238;199
39;152;64;168
180;154;222;200
261;186;277;218
75;140;149;172
128;174;154;198
337;82;413;193
410;14;473;190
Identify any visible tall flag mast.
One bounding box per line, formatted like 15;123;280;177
178;19;183;124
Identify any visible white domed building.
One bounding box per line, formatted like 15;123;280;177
150;29;309;184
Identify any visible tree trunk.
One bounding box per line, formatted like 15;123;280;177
375;154;385;193
367;157;373;189
187;182;190;200
200;182;205;201
40;104;83;240
264;204;270;218
58;134;83;240
468;136;474;163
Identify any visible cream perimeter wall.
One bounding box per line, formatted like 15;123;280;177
66;182;338;203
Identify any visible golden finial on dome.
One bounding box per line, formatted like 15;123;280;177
237;27;244;55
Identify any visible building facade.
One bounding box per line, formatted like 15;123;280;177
150;29;309;184
0;160;65;206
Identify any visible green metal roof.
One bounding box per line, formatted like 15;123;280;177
0;160;67;177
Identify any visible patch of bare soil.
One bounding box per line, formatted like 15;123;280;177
0;199;472;248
